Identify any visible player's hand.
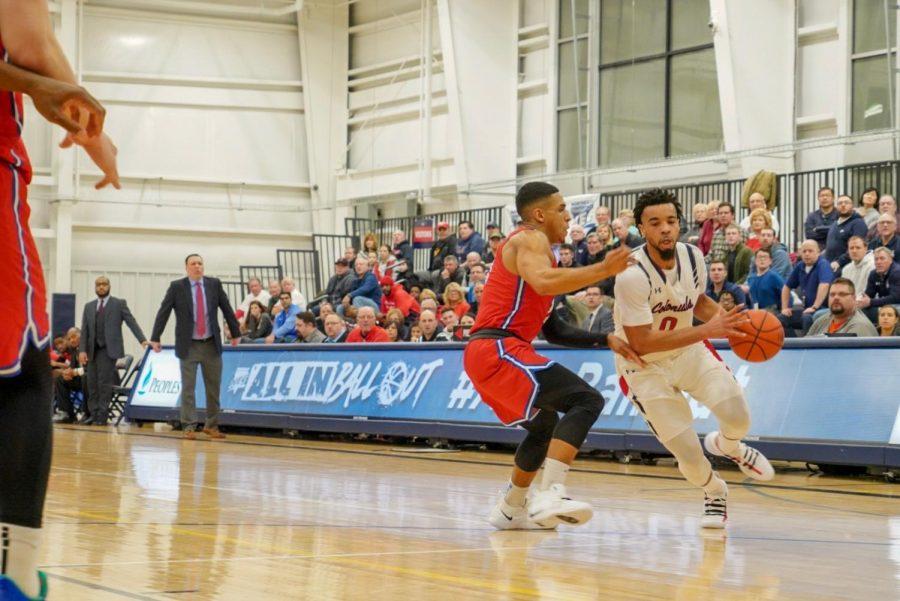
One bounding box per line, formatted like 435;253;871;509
705;305;750;339
61;132;121;189
780;307;792;317
150;341;162;353
78;351;88;365
595;245;632;279
27;77;105;138
607;334;646;368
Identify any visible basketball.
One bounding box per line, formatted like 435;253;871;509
728;309;785;362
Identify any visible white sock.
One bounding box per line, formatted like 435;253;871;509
703;473;728;498
503;482;529;508
1;524;42;598
715;432;741;455
540;458;570;490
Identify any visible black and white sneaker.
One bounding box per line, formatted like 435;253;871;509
704;431;774;481
701;494;728;529
488;494;556;530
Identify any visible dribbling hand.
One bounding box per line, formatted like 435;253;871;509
597;245;631;279
705;305;751;339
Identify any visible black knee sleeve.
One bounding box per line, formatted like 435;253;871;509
514;409;559;472
0;345;53;528
552;389;603;449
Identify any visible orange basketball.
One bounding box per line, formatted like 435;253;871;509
727;309;784;362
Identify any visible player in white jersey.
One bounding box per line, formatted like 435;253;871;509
613;189;774;529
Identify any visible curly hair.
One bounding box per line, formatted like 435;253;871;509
633;188;683;227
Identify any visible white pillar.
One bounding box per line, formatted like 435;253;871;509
53;201;73;293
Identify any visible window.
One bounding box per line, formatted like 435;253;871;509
556;0;590;170
851;0;897;132
597;0;722;166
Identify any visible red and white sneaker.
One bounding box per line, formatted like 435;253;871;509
701;494;728;529
704;431;774;481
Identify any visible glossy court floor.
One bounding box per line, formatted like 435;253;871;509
39;425;898;600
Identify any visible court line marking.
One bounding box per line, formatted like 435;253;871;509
71;426;900;500
43;571;162;600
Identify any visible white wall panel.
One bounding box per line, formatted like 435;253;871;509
520;0;547;27
83;9;301;81
350;21;430;69
351;0;420;25
518;94;547;157
20;98;53;173
348;112;451;171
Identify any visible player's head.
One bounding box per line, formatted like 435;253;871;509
633;188;683;261
515;181;569;244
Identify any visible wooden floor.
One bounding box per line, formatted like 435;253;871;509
39;425;898;601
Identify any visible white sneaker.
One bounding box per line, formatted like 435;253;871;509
701;494;728;529
704;431;774;481
527;483;593;528
488;494;556;531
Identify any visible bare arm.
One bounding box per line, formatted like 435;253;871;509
623;304;748;357
510;230;631;296
693;293;724;323
808;282;829;312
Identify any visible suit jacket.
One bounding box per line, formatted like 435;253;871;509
79;296;146;360
581;306;614;335
151;276;241;359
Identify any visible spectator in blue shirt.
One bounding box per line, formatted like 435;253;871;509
804;186;838;250
748;228;792;279
747;248;785;312
706;260;748;306
454;220;485;262
779;240;835;336
267;291;301;343
858;247;900;323
824;194;868;262
340;256;382;317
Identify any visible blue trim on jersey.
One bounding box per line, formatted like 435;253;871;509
500;277;526;329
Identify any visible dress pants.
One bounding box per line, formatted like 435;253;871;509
179;338;223;431
86;346;119;424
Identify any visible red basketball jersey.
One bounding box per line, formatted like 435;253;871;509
0;37;49;377
471;227;555;342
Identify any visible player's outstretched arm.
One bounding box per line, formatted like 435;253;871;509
542;302;646;366
513;231;632;296
623;306;749;357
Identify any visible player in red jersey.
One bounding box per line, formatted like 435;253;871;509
464;182;644;530
0;1;119;598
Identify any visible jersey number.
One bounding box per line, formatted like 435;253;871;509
659;316;678;331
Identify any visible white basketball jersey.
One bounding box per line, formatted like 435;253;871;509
613;242;707;362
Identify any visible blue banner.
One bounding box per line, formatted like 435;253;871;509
129;342;900;445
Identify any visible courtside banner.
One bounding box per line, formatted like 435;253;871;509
129;342;900;445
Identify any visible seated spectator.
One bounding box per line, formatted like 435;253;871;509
825;194;868;263
583;232;608;265
485;222;503;241
283;277;307;312
383;308;409;341
362;232;378;256
724;224;752;284
316;301;335;330
238;277;270;322
463;251;483;273
465;263;487;303
432;255;464;293
458;313;476;341
52;327;85;424
346;306;390;342
805;186;838;250
747;248;785;312
385;322;401;342
409;322;424;342
419;293;439;315
838;236;875;294
779;240;834;337
707;203;747;263
867;194;900;241
869;212;900;263
858;247;900;323
568;223;588;265
295;311;326;343
343;245;357;264
441;310;460;340
744;208;773;251
377;244;398;279
749;227;792;279
429;221;457;271
442;282;471;319
454;220;485;262
417;309;451;341
340;256;383;316
697;199;721;255
579;285;614;335
738;192;780;235
266;279;282;313
806;278;878;337
484;231;503;265
680;202;706;244
612;218;643;248
470;282;484;315
267;292;301;343
49;336;68;368
380;276;420;318
586;204;612;233
618;209;641;238
718;290;737;311
857;186;881;228
323;313;349;343
877;305;900;336
241;300;273;343
707;260;747;306
558;243;578;268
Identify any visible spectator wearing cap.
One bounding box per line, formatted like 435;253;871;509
325;258;356;307
323;313;349;343
340;256;383;316
346;306;390;342
485;222;502;241
858;247;900;323
380;276;420;318
779;240;834;337
454;220;485;262
484;231;503;264
433;254;465;293
295;311;326;343
430;221;457;271
391;230;414;274
807;278;878;337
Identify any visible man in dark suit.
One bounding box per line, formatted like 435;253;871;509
581;285;614;335
78;276;147;425
150;254;241;439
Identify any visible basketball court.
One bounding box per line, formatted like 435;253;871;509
42;426;898;600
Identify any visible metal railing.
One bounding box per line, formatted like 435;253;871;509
238;265;283;297
276;249;319;299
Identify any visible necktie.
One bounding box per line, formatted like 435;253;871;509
195;282;207;338
96;298;106;347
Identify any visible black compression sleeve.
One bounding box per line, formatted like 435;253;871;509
541;301;609;349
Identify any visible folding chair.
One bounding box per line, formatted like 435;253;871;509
109;354;139;426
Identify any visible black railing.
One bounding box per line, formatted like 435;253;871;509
276;249;319;299
312;234;356;290
239;265;283;298
219;280;245;311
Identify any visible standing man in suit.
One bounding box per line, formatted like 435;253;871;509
150;254;241;440
581;285;614;335
78;276;147;425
